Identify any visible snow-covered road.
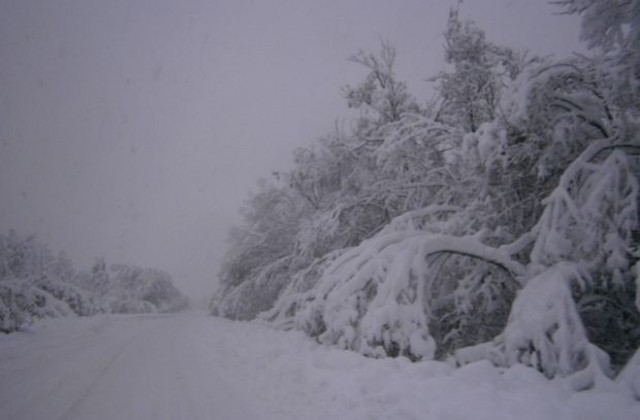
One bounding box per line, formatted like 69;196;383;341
0;313;256;420
0;312;638;420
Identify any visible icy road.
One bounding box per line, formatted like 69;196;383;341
1;312;638;420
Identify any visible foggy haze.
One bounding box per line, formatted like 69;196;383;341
0;0;582;298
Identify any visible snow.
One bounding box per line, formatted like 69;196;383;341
1;312;637;420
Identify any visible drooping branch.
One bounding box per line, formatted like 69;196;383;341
324;231;527;286
415;234;527;281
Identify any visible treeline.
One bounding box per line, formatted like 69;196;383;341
0;229;188;333
210;1;640;390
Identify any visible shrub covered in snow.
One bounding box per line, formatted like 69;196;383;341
493;264;611;381
34;277;102;317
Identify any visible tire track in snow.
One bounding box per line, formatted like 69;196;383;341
57;320;164;420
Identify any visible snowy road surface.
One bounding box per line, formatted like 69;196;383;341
1;312;638;420
0;313;256;420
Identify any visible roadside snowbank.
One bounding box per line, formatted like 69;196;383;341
199;316;639;420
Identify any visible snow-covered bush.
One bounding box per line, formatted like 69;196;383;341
34;276;102;317
495;264;607;378
0;277;84;333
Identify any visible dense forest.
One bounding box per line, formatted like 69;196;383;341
211;0;640;389
0;229;188;333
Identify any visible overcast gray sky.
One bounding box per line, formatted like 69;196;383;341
0;0;582;298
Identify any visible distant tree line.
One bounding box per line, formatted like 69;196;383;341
0;229;188;333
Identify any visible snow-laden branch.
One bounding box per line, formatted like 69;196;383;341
262;228;526;361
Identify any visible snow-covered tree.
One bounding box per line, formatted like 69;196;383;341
211;178;306;320
52;251;76;282
0;229;188;332
431;8;525;132
87;257;110;297
105;263;188;314
212;4;640;389
343;41;420;129
0;231;101;332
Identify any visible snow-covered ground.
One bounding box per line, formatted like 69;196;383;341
0;312;637;420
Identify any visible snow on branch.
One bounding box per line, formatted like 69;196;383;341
270;228;524;361
531;140;639;268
